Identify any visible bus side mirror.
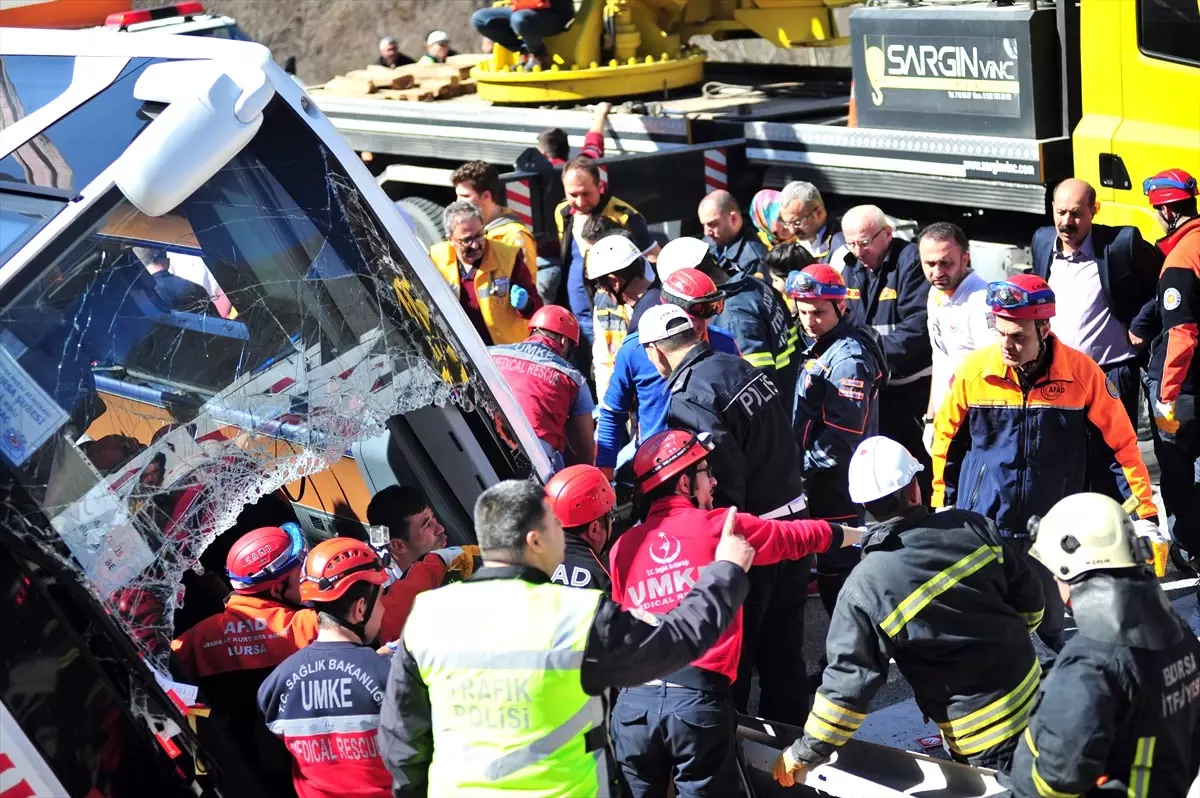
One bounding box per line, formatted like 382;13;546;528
112;60;275;217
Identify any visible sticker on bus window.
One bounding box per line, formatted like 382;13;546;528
51;485;155;597
0;346;69;467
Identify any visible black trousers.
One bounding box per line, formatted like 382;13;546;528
879;377;933;501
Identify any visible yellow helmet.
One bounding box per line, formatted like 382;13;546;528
1028;493;1151;582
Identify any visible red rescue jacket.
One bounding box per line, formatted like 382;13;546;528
377;557;446;644
609;495;833;682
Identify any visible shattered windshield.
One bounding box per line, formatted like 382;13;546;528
0;95;527;667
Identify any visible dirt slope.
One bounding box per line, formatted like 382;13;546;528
136;0;488;84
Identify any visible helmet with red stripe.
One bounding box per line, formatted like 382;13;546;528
633;429;714;495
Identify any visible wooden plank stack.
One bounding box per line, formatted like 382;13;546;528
313;54;489;102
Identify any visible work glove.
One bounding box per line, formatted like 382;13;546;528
922;421;935;455
772;747;811;787
447;545;481;579
509;285;531;312
1133;518;1171;577
1154;400;1180;436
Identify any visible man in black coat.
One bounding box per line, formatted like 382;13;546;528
839;205;933;499
1031;178;1163;497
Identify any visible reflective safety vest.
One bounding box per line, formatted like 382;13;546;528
486;210;539;280
431;239;530;345
402;577;608;796
553;194;642;270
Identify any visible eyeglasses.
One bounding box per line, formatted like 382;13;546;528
985;281;1054;311
846;227;886;251
779;205;819;231
1143;174;1197;196
453;232;485;247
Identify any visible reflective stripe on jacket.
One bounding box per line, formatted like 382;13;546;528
790;507;1044;769
402;578;608;796
172;593;318;679
930;336;1156;536
431;239;531;345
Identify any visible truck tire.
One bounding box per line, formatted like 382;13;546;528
397;198;445;251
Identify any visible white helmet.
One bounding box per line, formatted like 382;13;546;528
586;234;644;280
847;436;924;505
656;237;713;282
638;304;693;346
1028;493;1150;582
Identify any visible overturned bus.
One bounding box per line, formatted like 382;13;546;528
0;30;1005;798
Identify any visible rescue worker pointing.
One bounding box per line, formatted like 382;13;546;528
1009;493;1200;798
609;430;862;796
773;437;1045;787
379;479;755;797
546;464;616;592
931;273;1158;652
787;264;888;614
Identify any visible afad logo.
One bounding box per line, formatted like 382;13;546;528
1039;382;1066;402
648;532;681;566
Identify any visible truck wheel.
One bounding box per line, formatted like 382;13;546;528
397;198;445;251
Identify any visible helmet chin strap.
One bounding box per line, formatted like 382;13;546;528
321;585;380;643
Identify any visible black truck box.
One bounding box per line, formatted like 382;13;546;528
850;5;1061;138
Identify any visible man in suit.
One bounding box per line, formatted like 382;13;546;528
1031;179;1162;498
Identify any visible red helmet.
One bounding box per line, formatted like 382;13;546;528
633;429;714;495
528;305;580;346
986;274;1056;320
661;268;726;319
226;523;307;594
546;465;616;527
299;537;389;603
785;264;848;301
1143;169;1198;207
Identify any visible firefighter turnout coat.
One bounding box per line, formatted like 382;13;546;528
931;335;1157;537
789;506;1045;769
1010;573;1200;798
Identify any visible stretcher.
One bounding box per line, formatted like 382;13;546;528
737;715;1006;797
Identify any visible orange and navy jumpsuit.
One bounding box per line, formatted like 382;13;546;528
931;335;1155;648
172;594;319;795
1148;216;1200;555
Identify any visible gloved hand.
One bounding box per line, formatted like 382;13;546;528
510;285;531;312
447;545;481;579
1154;400;1180;436
922;421;935;455
772;747;810;787
429;547;464;567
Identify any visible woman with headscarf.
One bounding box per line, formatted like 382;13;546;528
750;188;792;250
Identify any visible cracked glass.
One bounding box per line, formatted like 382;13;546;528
0;93;530;677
